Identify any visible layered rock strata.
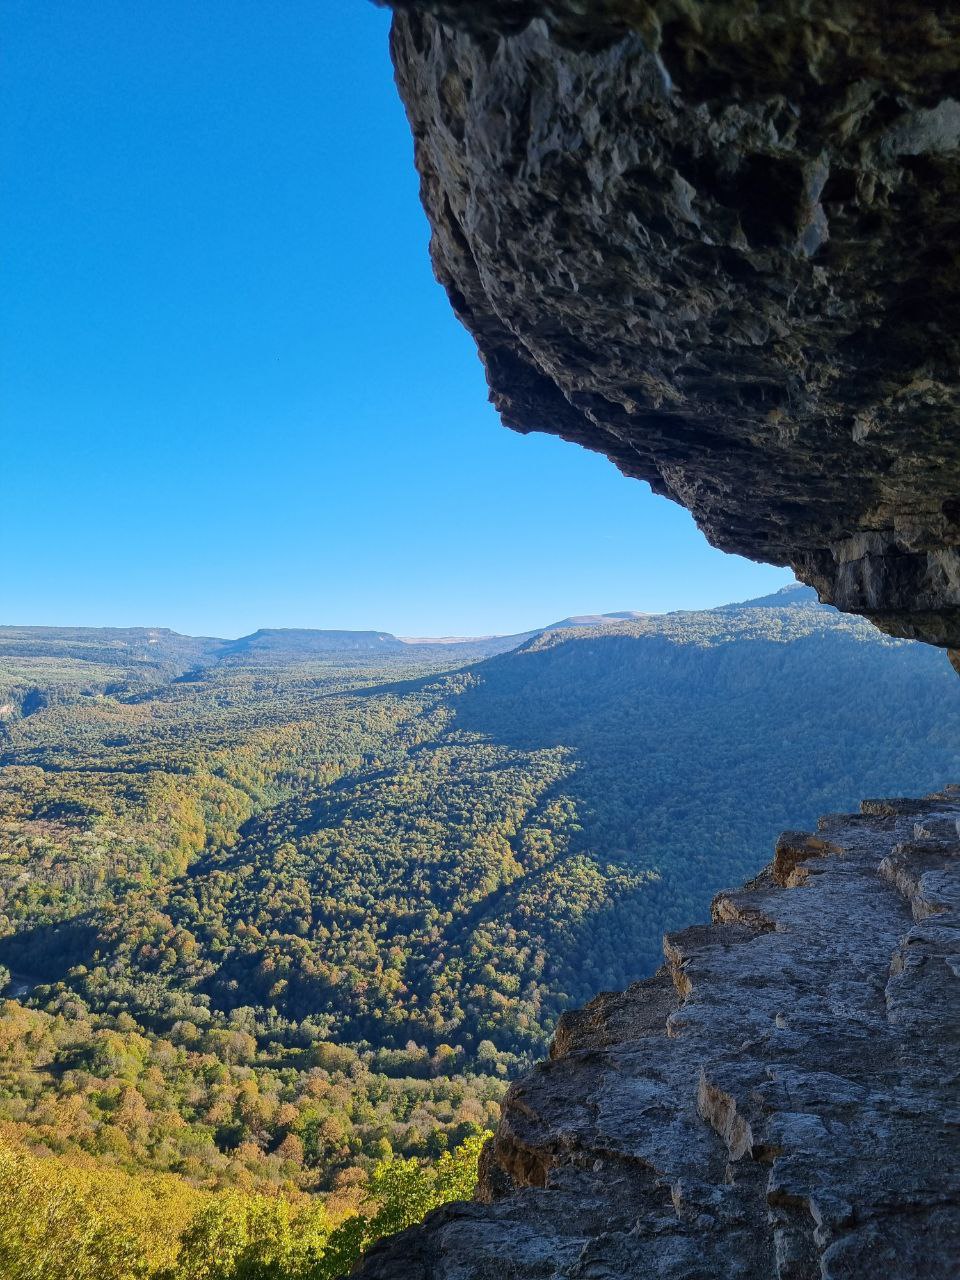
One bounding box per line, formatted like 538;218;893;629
355;789;960;1278
387;4;960;647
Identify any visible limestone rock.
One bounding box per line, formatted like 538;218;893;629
364;11;960;1271
385;3;960;647
354;789;960;1278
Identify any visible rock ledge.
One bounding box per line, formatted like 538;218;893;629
355;788;960;1278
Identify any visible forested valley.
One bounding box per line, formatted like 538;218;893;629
2;587;959;1277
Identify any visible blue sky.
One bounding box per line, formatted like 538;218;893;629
1;1;791;638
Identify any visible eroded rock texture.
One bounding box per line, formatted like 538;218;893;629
387;3;960;646
355;790;960;1278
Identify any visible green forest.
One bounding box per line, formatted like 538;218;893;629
1;594;959;1276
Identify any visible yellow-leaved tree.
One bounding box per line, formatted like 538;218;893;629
0;1128;489;1280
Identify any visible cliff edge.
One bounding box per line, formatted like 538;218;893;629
355;789;960;1277
386;3;960;647
364;7;960;1274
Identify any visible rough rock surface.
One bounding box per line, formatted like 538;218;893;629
386;3;960;646
354;789;960;1278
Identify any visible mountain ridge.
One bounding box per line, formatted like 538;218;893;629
0;585;813;669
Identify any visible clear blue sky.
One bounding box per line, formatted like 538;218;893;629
1;1;790;638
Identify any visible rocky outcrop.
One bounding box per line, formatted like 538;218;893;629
364;10;960;1272
355;789;960;1278
386;3;960;647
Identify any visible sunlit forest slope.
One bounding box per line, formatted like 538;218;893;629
1;591;958;1275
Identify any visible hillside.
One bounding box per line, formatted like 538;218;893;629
4;600;959;1029
356;789;960;1280
0;623;531;699
220;629;407;660
544;610;650;629
0;625;224;674
0;599;958;1273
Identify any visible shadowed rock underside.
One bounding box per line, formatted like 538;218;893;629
387;2;960;647
355;789;960;1278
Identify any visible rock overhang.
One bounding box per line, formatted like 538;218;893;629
382;1;960;648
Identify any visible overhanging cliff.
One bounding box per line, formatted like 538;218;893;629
356;790;960;1277
385;3;960;647
358;8;960;1275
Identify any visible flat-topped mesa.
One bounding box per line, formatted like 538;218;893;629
354;788;960;1278
385;2;960;648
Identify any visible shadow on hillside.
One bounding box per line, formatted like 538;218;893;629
442;629;960;878
0;917;98;988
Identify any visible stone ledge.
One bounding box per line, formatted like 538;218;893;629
354;788;960;1279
